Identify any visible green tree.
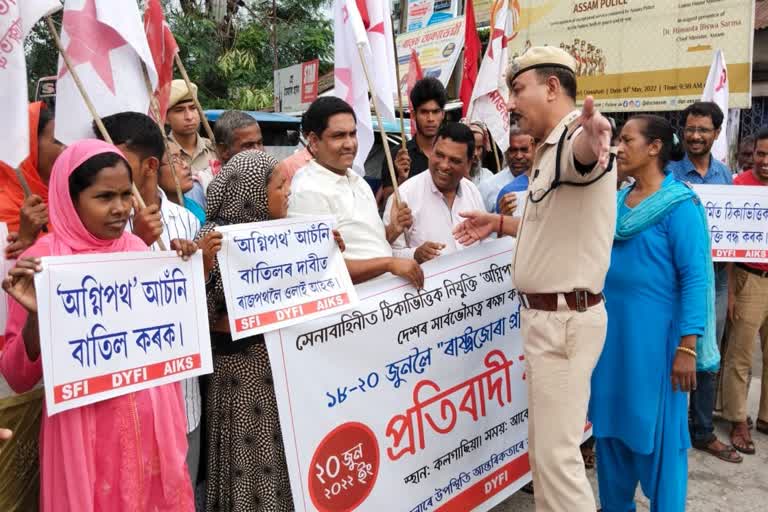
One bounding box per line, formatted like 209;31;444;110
168;0;332;110
24;0;333;111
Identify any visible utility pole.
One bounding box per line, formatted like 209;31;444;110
272;0;278;72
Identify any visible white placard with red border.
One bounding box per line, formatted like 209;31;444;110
35;251;213;416
267;238;539;512
694;185;768;262
217;216;358;339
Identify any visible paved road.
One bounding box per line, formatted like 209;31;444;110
494;339;767;511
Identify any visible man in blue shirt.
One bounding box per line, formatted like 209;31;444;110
667;101;742;463
667;102;733;185
495;173;529;214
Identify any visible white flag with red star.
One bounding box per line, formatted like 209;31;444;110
701;50;729;164
0;0;62;168
55;0;158;143
468;0;513;152
333;0;373;175
361;0;397;123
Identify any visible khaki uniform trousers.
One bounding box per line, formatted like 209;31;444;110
722;266;768;423
521;297;607;512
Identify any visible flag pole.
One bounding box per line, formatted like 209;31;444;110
174;54;217;144
492;141;502;173
390;19;407;151
141;63;186;207
356;44;400;203
12;168;32;197
12;169;49;233
46;16;167;251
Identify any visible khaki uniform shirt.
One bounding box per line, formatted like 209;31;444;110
513;110;616;294
169;132;218;176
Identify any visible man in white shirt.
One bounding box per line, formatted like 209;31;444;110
289;97;424;288
96;112;205;486
478;127;535;212
465;121;495;187
384;123;484;263
185;110;267;210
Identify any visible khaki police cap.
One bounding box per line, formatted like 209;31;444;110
509;46;576;81
168;79;197;110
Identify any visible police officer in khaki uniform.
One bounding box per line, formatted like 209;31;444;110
453;47;615;511
167;79;218;176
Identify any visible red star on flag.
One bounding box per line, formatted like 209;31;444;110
58;0;128;94
334;68;355;104
487;28;508;60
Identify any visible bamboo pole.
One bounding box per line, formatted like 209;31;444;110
357;44;412;248
12;168;32;197
141;63;185;206
13;168;48;233
390;19;407;151
46;16;167;251
492;141;502;173
356;44;400;203
173;54;216;144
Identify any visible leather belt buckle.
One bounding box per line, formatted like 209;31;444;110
574;289;589;313
519;293;530;309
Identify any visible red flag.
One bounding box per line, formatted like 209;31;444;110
144;0;179;124
406;49;424;135
460;0;481;117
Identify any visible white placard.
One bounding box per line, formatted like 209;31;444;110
694;185;768;262
217;216;358;339
35;251;213;415
267;238;536;512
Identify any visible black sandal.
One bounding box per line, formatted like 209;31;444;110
757;419;768;435
692;438;743;463
731;423;756;455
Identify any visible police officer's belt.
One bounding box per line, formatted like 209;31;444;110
519;290;603;312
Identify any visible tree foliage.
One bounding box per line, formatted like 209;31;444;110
25;0;333;111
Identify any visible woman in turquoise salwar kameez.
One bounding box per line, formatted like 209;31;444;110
589;115;715;511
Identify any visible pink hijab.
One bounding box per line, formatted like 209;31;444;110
45;139;147;255
2;140;193;510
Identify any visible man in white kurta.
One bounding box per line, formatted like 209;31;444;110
384;123;484;263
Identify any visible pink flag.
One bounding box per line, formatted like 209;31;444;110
0;0;62;168
144;0;178;124
55;0;158;143
468;0;513;152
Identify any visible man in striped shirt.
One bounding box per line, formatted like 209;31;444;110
95;112;205;485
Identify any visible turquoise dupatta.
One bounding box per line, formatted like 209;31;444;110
615;174;719;371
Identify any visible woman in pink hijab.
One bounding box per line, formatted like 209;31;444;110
1;140;195;512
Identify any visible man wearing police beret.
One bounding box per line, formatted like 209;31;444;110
167;79;217;176
453;46;615;510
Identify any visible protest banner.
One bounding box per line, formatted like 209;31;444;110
473;0;494;26
509;0;754;111
396;17;465;103
267;238;536;512
217;216;357;339
274;59;320;113
35;251;213;416
695;184;768;263
406;0;460;32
